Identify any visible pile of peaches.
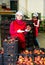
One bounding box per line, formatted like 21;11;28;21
33;48;45;55
34;55;45;65
16;48;45;65
16;55;33;65
20;48;45;55
3;37;18;44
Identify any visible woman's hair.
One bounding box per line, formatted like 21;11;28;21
32;16;38;20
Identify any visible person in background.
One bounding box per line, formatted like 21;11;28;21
32;12;40;48
10;11;31;52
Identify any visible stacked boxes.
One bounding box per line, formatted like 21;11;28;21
3;40;18;55
3;38;18;65
3;54;17;65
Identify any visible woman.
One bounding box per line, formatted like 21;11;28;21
32;12;40;48
10;11;30;51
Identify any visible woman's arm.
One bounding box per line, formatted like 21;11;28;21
10;21;16;35
34;20;40;27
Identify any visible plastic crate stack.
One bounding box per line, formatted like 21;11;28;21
3;40;18;55
0;54;2;65
1;19;10;43
3;54;17;65
3;38;18;65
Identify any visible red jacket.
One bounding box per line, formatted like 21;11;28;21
10;20;26;49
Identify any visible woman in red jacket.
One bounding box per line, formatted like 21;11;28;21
10;11;30;51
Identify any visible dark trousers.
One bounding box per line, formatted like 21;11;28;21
34;37;39;48
26;32;34;49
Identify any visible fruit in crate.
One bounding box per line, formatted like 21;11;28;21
24;56;28;62
0;47;4;54
39;57;44;64
40;49;45;54
34;56;41;65
33;49;40;54
34;55;45;65
29;57;33;62
20;48;45;55
3;38;7;42
21;49;33;55
43;57;45;64
3;37;15;44
17;55;34;65
29;51;32;54
17;55;24;64
21;50;29;55
7;38;15;44
29;57;34;65
33;48;45;54
24;50;29;54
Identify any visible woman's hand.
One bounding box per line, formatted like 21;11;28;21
33;23;35;26
17;29;24;33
